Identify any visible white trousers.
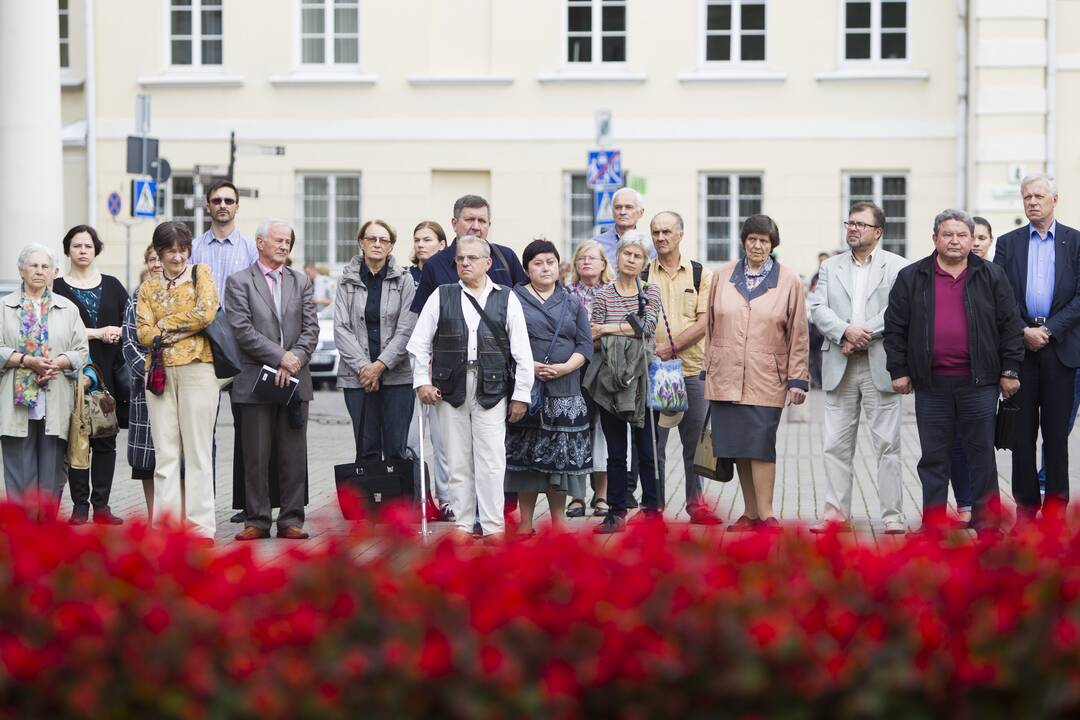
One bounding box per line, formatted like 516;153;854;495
821;353;904;523
435;368;507;535
146;361;219;539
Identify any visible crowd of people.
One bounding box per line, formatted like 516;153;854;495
0;174;1076;542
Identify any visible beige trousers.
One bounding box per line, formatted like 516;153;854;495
146;361;219;539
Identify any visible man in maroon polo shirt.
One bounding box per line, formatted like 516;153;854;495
883;210;1025;536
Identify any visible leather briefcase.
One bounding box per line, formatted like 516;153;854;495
994;397;1019;451
334;458;415;519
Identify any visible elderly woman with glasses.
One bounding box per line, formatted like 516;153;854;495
583;230;663;534
704;214;810;531
1;244;89;512
335;219;418;466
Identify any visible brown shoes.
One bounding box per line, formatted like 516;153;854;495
277;525;309;540
235;526;271;541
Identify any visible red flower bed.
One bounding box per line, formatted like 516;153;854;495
3;500;1080;718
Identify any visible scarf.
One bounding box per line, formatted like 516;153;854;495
14;287;51;409
743;257;774;291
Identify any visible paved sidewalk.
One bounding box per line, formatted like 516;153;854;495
11;388;1080;558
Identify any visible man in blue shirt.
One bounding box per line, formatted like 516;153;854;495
994;173;1080;523
409;195;526;314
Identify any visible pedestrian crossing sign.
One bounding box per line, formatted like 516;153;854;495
595;189;616;227
132;179;157;218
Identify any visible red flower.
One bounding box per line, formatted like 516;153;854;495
417;628;452;678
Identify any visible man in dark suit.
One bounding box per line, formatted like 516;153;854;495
994;174;1080;521
410;194;526;313
225;219;320;540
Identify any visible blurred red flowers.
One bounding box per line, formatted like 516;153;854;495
2;501;1080;717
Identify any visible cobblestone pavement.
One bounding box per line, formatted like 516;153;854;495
9;388;1080;559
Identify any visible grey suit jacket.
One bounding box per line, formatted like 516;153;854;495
224;263;320;404
810;248;908;393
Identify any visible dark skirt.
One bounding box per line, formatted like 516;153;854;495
506;395;591;496
710;401;783;462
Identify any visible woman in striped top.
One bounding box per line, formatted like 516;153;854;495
587;230;663;534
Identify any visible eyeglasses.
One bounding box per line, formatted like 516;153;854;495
209;197;237;206
843;221;881;232
362;236;393;245
576;255;602;264
455;254;487;265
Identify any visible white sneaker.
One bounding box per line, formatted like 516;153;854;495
883;519;907;535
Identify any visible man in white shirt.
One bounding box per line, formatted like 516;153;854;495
407;235;533;539
810;201;910;534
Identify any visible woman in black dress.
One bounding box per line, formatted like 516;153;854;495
53;225;129;525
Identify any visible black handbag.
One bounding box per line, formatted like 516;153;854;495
995;397;1020;451
334;458;414;519
191;264;242;379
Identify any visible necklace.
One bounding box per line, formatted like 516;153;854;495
162;267;186;289
529;284;555;302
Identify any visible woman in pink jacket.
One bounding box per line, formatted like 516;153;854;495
704;215;810;531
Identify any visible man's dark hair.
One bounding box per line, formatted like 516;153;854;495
62;224;103;256
205;179;239;203
152;221;194;256
849;201;886;230
739;214;781;250
453;194;490;219
522;239;560;270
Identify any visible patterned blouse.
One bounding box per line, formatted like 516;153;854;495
744;256;774;291
70;285;102;326
135;263;218;368
590;282;662;336
569;281;609;318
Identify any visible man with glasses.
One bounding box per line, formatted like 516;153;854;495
190;179;260;524
810;202;910;534
407;236;533;540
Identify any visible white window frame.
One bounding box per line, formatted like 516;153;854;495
839;0;909;65
163;172;207;237
563;171;598;256
841;171;909;257
297;0;361;68
166;0;223;68
698;172;764;263
700;0;769;66
295;172;362;268
564;0;628;67
59;0;70;69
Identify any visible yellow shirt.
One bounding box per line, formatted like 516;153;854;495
648;256;713;376
136;263;218;368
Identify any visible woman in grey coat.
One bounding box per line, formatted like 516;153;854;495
505;239;593;534
334;220;418;463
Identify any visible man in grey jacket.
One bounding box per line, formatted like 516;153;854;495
225;219;320;541
810;202;910;534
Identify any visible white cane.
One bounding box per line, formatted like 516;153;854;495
416;393;431;542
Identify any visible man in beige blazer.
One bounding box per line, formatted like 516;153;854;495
225;219;319;541
810;202;910;534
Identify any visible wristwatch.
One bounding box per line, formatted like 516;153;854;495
1001;370;1019;379
1044;327;1054;339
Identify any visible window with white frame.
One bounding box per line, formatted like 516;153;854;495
565;173;598;253
701;173;763;262
567;0;626;64
299;174;361;265
163;173;206;237
704;0;766;63
843;173;908;256
170;0;223;66
301;0;360;65
59;0;70;69
843;0;907;61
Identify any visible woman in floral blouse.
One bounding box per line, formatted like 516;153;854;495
135;221;220;544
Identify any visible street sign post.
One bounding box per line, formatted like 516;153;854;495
132;179;157;218
587;149;622;189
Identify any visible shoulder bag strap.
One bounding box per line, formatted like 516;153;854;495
541;291;573;364
463;290;511;361
653;286;678;357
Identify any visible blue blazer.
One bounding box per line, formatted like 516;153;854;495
994;221;1080;368
409;238;527;313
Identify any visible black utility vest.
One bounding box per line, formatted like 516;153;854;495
431;284;512;409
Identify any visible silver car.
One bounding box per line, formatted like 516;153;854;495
310;306;340;390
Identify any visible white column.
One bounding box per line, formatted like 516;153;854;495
0;0;64;286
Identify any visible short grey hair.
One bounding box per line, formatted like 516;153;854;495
613;187;644;208
652;211;684;233
255;218;292;239
1021;173;1058;196
932;209;975;236
457;234;491;257
17;244;57;271
615;229;654;260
